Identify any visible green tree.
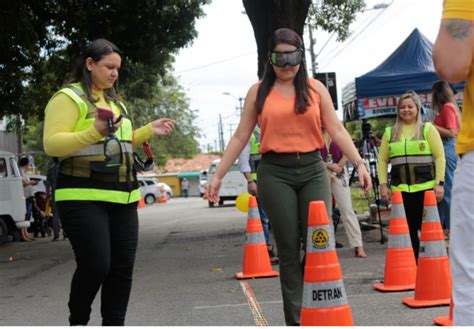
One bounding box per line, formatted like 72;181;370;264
242;0;365;78
308;0;366;42
125;73;201;167
2;1;209;169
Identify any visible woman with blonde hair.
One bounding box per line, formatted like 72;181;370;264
431;80;460;238
378;91;445;260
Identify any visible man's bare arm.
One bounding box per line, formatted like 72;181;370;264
433;19;474;82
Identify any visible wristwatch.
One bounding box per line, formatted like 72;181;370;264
437;180;445;186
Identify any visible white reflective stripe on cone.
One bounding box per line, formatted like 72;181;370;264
248;207;260;219
388;233;412;249
302;279;349;308
423;206;441;223
246;232;266;244
419;240;448;258
391;204;406;219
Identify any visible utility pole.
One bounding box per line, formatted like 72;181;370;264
218;114;224;152
308;19;317;75
237;98;244;116
223;92;245;116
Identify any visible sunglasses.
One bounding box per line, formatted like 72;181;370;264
269;49;304;67
104;136;123;167
102;116;124;167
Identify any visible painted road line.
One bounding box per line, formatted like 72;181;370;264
240;280;269;326
194;300;281;310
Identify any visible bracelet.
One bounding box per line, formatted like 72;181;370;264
247;180;256;184
353;159;367;170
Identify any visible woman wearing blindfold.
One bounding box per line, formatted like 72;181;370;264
205;28;371;325
43;39;174;325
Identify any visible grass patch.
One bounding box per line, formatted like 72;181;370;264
350;186;375;214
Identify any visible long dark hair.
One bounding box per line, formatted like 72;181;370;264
431;80;461;126
256;28;313;115
69;38;122;103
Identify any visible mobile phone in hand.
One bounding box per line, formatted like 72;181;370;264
97;107;114;120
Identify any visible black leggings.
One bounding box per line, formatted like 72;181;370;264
401;190;426;260
57;200;139;326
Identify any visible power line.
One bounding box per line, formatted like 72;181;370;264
174;51;256;74
319;10;375;60
319;1;392;70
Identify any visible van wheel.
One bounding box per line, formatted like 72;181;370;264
0;218;8;246
208;201;215;208
145;194;155;205
8;229;21;242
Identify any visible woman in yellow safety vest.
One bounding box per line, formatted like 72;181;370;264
378;91;445;260
43;39;174;326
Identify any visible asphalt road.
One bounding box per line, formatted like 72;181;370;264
0;198;449;326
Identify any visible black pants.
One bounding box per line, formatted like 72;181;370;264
57;200;139;326
402;190;426;260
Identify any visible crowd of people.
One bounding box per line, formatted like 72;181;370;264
17;157;65;242
12;0;470;324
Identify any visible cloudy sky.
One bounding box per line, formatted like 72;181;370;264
172;0;444;151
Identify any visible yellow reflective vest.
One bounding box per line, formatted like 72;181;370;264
386;123;436;193
249;128;261;180
46;83;141;204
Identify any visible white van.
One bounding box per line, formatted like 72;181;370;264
206;159;247;207
0;151;28;244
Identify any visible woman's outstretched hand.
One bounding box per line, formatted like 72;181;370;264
151;118;174;136
357;165;373;194
203;177;222;203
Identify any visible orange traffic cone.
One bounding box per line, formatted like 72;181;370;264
402;190;451;308
301;201;353;326
157;188;167;203
433;297;453;326
235;196;279;279
138;196;145;208
373;190;417;292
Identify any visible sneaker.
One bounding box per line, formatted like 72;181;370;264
52;234;60;241
335;241;344;248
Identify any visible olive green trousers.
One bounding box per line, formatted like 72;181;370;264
257;150;331;326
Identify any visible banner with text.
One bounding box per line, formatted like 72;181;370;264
357;92;464;120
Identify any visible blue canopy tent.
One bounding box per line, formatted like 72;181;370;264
343;28;464;121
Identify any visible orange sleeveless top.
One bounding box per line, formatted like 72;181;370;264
257;79;323;153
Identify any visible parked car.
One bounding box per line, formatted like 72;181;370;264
158;182;173;199
137;176;172;204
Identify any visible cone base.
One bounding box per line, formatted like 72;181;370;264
373;282;415;292
402;297;451;308
433;316;452;326
235;270;279;280
301;306;353;326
